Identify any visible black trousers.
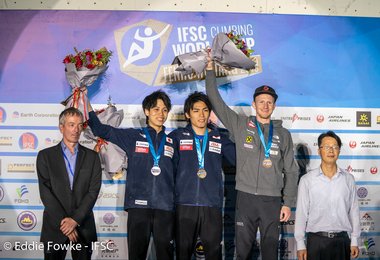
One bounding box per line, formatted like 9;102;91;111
175;205;222;260
43;240;92;260
127;208;175;260
235;191;282;260
307;232;351;260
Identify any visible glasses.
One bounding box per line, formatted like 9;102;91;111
319;145;340;151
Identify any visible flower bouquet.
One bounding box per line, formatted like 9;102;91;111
172;31;255;75
61;47;112;122
83;103;127;180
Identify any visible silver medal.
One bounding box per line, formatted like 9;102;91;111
151;165;161;176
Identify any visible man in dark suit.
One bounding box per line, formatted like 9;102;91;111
36;107;102;260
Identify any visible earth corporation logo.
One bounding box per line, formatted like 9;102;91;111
18;132;38;150
16;185;29;198
114;19;173;85
0;106;6;123
17;211;37;231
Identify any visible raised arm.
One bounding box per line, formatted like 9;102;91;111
205;59;240;139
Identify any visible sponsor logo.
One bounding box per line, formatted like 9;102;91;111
370;167;378;174
194;237;205;258
135;141;149;153
166;137;173;144
316;115;324;123
0;186;4;202
361;213;375;232
377;115;380;124
360;141;380;148
362;237;376;256
98;191;119;199
16;185;28;198
357;187;368;198
168;112;186;121
114;19;173;85
12;111;19;118
15;185;29;204
356;111;371;127
101;239;119;257
0;136;13;146
103;213;115;225
248;121;256;128
327;115;351;123
17;211;37;231
349;141;357;149
364;238;376;250
18;132;38;150
0;217;6;223
0;106;6;123
281;114;311;123
281;219;295;226
180;139;193;151
346;165;364;173
8;163;35;173
245;136;253;143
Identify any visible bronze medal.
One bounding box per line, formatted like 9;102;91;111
197;168;207;179
262;158;272;168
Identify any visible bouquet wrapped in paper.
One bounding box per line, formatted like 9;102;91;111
83;104;127;180
172;31;255;75
61;47;112;122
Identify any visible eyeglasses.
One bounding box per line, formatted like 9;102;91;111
319;145;340;151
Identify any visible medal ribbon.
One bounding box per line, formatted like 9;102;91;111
143;128;166;166
192;128;208;170
255;118;273;158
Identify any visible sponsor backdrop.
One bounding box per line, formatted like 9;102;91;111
1;10;380;259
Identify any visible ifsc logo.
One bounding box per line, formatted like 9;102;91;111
114;19;172;85
0;106;6;123
18;132;38;150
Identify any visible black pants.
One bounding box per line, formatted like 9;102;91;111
127;208;174;260
235;191;282;260
176;205;222;260
43;240;92;260
307;232;351;260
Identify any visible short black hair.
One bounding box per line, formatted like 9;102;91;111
318;130;342;148
142;90;172;124
184;91;212;122
59;107;83;125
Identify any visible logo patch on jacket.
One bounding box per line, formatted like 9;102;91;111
164;145;174;158
245;136;253;143
247;121;256;128
212;135;221;139
135;200;147;205
180;139;193;150
135;141;149;153
166;137;173;144
209;141;222;154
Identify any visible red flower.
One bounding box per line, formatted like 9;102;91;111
63;55;72;64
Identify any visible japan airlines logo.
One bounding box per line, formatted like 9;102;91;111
370;167;377;174
349;141;357;149
316;115;324;123
114;19;172;85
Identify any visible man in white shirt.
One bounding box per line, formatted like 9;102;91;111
294;130;360;260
